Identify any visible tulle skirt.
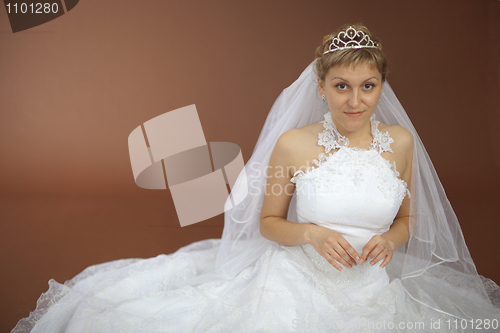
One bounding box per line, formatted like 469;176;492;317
12;239;500;332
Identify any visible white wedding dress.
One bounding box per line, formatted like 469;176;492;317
13;112;499;333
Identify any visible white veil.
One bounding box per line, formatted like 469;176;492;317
10;60;500;333
212;60;500;320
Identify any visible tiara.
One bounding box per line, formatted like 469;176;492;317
323;26;379;54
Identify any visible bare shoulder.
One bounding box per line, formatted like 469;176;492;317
273;123;321;178
271;128;303;167
274;128;299;155
275;123;319;153
378;123;414;154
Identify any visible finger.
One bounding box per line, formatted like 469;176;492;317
360;240;377;263
380;250;393;268
332;244;357;267
367;241;387;260
329;248;353;269
370;247;390;266
337;239;360;263
321;251;343;271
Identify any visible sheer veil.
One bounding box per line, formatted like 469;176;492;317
10;59;500;333
210;60;500;320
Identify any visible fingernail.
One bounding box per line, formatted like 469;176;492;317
355;256;360;261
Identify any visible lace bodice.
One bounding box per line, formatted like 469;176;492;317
290;112;410;255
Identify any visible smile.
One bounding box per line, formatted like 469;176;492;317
344;111;364;118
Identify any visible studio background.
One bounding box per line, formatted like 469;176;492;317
1;0;498;331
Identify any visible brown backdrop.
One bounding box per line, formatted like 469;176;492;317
1;0;499;331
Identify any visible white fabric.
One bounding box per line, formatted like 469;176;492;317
291;112;409;255
12;61;500;332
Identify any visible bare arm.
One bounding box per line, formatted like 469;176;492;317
260;129;359;271
259;129;312;246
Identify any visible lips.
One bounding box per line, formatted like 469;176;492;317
345;111;364;117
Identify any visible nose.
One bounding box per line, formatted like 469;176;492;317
348;89;360;108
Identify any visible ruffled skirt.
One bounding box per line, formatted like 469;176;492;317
12;239;500;333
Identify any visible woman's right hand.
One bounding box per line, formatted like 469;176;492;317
307;224;360;271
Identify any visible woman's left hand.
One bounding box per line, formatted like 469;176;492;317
359;235;394;268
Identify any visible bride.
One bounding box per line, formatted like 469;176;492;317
13;24;500;332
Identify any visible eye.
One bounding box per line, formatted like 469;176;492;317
336;83;347;90
364;83;375;90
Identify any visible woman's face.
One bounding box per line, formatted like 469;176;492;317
318;62;383;135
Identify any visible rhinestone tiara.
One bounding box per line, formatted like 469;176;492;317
323;26;379;54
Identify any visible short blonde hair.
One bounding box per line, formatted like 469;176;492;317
315;24;387;82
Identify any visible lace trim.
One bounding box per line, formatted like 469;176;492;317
291;112;397;184
293;148;410;204
290;151;332;183
380;157;411;200
317;112;350;153
369;118;394;154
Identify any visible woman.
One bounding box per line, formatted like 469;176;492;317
260;34;412;273
13;24;500;332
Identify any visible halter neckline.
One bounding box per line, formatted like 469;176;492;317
319;111;394;154
290;111;397;184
